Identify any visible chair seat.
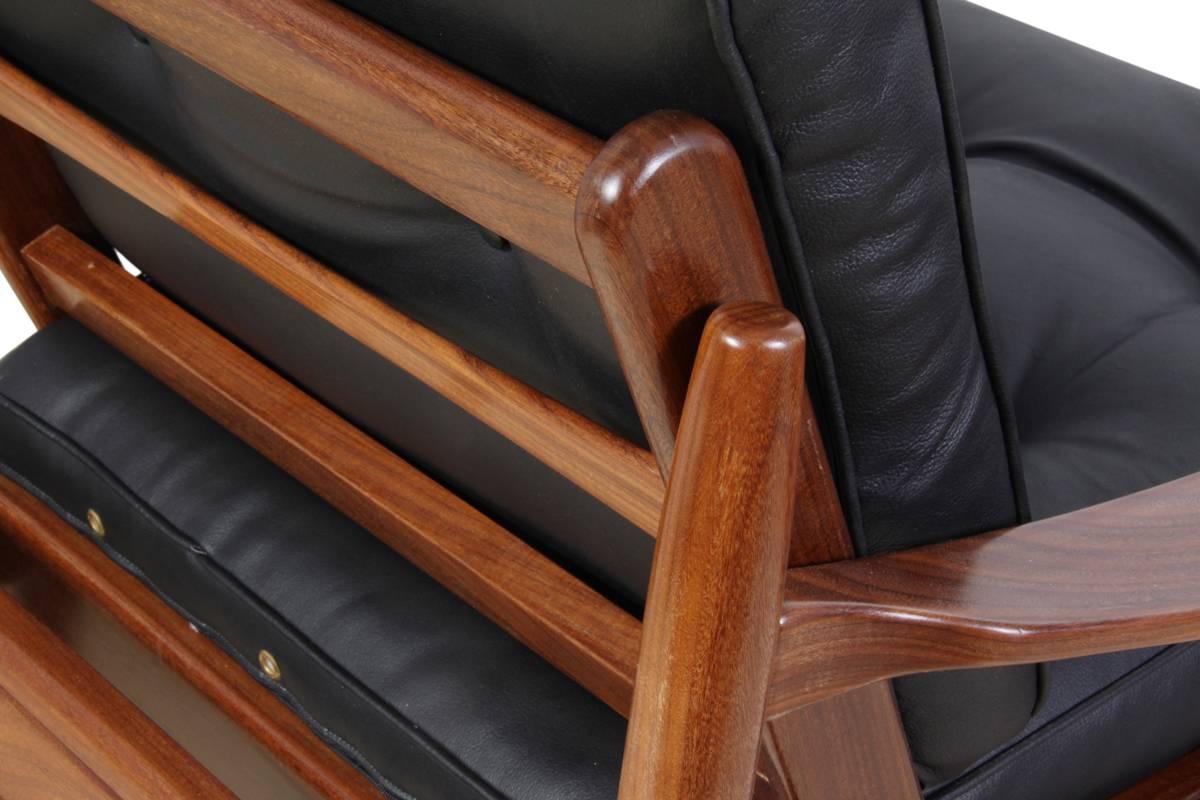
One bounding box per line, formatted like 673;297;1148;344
922;3;1200;797
0;319;625;800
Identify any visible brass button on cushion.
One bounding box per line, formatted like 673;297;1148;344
86;508;105;538
259;649;282;681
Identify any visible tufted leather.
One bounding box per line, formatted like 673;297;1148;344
0;320;627;800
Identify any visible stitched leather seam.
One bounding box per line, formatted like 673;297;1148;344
704;0;869;552
920;0;1031;524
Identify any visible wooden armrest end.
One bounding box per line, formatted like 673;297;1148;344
769;472;1200;717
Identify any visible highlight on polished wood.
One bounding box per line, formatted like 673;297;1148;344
1115;748;1200;800
91;0;601;283
770;471;1200;716
576;111;782;475
0;55;665;539
0;118;90;329
0;585;235;799
619;303;806;800
0;475;382;800
21;226;641;717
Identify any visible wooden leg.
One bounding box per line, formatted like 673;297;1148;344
0;118;91;327
618;303;806;799
1114;749;1200;800
766;684;920;800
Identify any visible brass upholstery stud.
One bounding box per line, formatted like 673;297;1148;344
86;508;105;538
259;649;282;681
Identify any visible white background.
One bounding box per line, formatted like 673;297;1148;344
1;1;1197;358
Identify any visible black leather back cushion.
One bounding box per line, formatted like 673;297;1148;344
0;0;1024;556
0;0;1030;779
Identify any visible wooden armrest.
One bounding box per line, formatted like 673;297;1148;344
768;472;1200;717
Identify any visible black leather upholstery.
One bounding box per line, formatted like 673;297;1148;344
0;320;626;800
924;2;1200;795
0;0;1030;773
1;0;1196;796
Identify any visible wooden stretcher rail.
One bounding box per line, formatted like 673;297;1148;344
93;0;601;284
0;580;236;799
0;56;665;539
0;475;385;799
22;226;642;717
768;471;1200;717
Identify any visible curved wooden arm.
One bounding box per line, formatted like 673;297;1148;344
768;472;1200;717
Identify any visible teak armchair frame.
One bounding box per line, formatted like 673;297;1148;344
0;1;1197;798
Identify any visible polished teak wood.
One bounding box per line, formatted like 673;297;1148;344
0;586;235;799
771;471;1200;716
1115;748;1200;800
576;112;781;475
0;55;664;538
0;118;90;328
22;227;641;716
92;0;600;283
619;304;804;800
573;105;914;800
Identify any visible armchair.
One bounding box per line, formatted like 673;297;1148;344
0;0;1196;798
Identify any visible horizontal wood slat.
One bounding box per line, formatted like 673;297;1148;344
0;56;665;538
22;227;641;716
0;585;235;799
769;471;1200;717
0;475;384;800
92;0;601;284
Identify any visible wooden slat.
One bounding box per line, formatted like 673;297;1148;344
1114;749;1200;800
0;476;383;800
0;56;664;538
0;588;236;799
0;118;91;328
0;685;124;800
92;0;600;284
618;304;805;800
22;226;641;716
770;471;1200;717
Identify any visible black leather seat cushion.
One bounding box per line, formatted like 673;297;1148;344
920;3;1200;796
0;320;625;800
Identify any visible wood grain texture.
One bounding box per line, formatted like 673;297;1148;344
771;470;1200;716
766;682;919;800
91;0;600;283
0;589;234;799
0;685;124;800
575;114;915;798
574;110;844;567
0;475;383;800
1114;748;1200;800
576;111;781;476
1;537;333;800
618;303;805;800
23;227;641;716
0;56;664;538
0;118;90;328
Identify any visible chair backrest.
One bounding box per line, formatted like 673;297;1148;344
0;0;1032;783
